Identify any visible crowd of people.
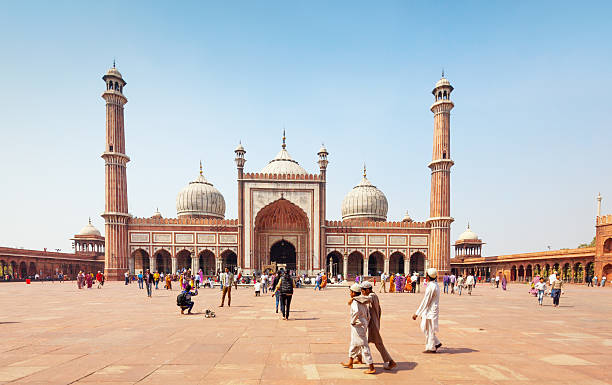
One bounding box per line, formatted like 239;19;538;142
75;270;105;289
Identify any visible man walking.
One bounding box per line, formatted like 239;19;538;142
456;274;464;295
144;269;153;297
314;273;322;291
341;284;376;374
495;274;500;288
449;273;456;294
442;274;449;294
593;275;598;287
379;272;387;293
219;267;233;307
465;273;474;295
124;270;129;285
353;281;397;370
137;271;144;289
412;268;442;353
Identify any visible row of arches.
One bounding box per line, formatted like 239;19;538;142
508;262;594;283
325;250;426;279
131;248;238;275
0;259;98;280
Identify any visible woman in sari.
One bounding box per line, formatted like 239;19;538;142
395;274;403;293
86;273;93;288
389;274;395;293
501;275;507;291
404;278;412;293
165;274;172;290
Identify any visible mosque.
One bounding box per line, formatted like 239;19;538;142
100;65;456;280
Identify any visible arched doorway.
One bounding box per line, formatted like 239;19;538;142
410;252;426;275
19;262;27;279
518;265;525;282
326;251;342;277
389;252;404;275
604;239;612;253
534;264;541;277
155;249;172;274
573;262;583;283
254;198;309;273
603;264;612;282
270;240;296;272
368;252;384;276
525;265;532;281
562;263;571;282
199;250;215;275
28;262;37;277
221;250;238;272
347;251;363;278
176;250;191;271
553;263;560;275
586;261;594;278
510;265;517;281
132;249;150;273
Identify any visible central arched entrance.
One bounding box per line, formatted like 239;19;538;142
254;198;310;273
270;240;297;272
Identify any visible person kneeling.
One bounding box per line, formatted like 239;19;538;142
178;284;198;315
341;284;376;374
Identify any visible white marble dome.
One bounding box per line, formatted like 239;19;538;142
341;171;388;221
176;171;225;219
435;77;451;88
105;67;123;79
261;148;308;175
78;219;101;237
458;225;478;241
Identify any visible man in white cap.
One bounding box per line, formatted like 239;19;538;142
412;267;442;353
352;281;397;370
341;283;376;374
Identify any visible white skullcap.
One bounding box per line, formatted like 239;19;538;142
350;283;362;293
426;268;438;279
360;281;372;289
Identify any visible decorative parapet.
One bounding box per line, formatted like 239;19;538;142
597;214;612;226
242;172;321;181
325;220;429;229
129;217;238;226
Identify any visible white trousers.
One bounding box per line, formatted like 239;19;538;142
349;325;373;364
423;318;441;351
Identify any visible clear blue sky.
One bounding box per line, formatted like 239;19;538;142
1;1;610;256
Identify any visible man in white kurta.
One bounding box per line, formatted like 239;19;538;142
342;284;375;374
413;268;441;353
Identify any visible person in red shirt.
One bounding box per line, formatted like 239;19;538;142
96;271;104;289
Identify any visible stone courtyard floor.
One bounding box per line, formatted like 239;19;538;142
0;281;610;384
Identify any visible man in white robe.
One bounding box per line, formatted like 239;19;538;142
341;284;376;374
412;268;442;353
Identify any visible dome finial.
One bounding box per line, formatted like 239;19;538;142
282;128;286;149
363;163;367;178
199;160;203;176
442;68;444;78
88;217;92;225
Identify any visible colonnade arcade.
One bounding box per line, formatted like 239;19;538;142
0;257;101;280
325;250;426;279
130;247;238;275
451;258;596;284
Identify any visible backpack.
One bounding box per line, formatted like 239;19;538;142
177;292;187;306
280;277;294;294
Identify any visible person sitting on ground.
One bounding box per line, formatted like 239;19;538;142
178;284;198;315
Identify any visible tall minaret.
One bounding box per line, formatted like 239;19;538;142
428;74;454;275
597;192;602;218
101;64;130;280
234;141;246;271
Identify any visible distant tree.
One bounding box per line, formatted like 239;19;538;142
578;236;596;248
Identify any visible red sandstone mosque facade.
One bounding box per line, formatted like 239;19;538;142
100;66;456;280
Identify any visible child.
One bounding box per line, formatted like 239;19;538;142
254;279;261;296
341;284;376;374
534;277;546;306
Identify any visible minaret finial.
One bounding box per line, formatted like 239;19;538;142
113;58;116;68
363;163;367;178
88;217;91;224
199;160;203;176
282;129;286;149
442;68;444;78
467;221;470;229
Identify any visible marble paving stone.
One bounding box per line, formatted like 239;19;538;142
0;282;610;384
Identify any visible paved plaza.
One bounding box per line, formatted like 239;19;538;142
0;281;610;384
